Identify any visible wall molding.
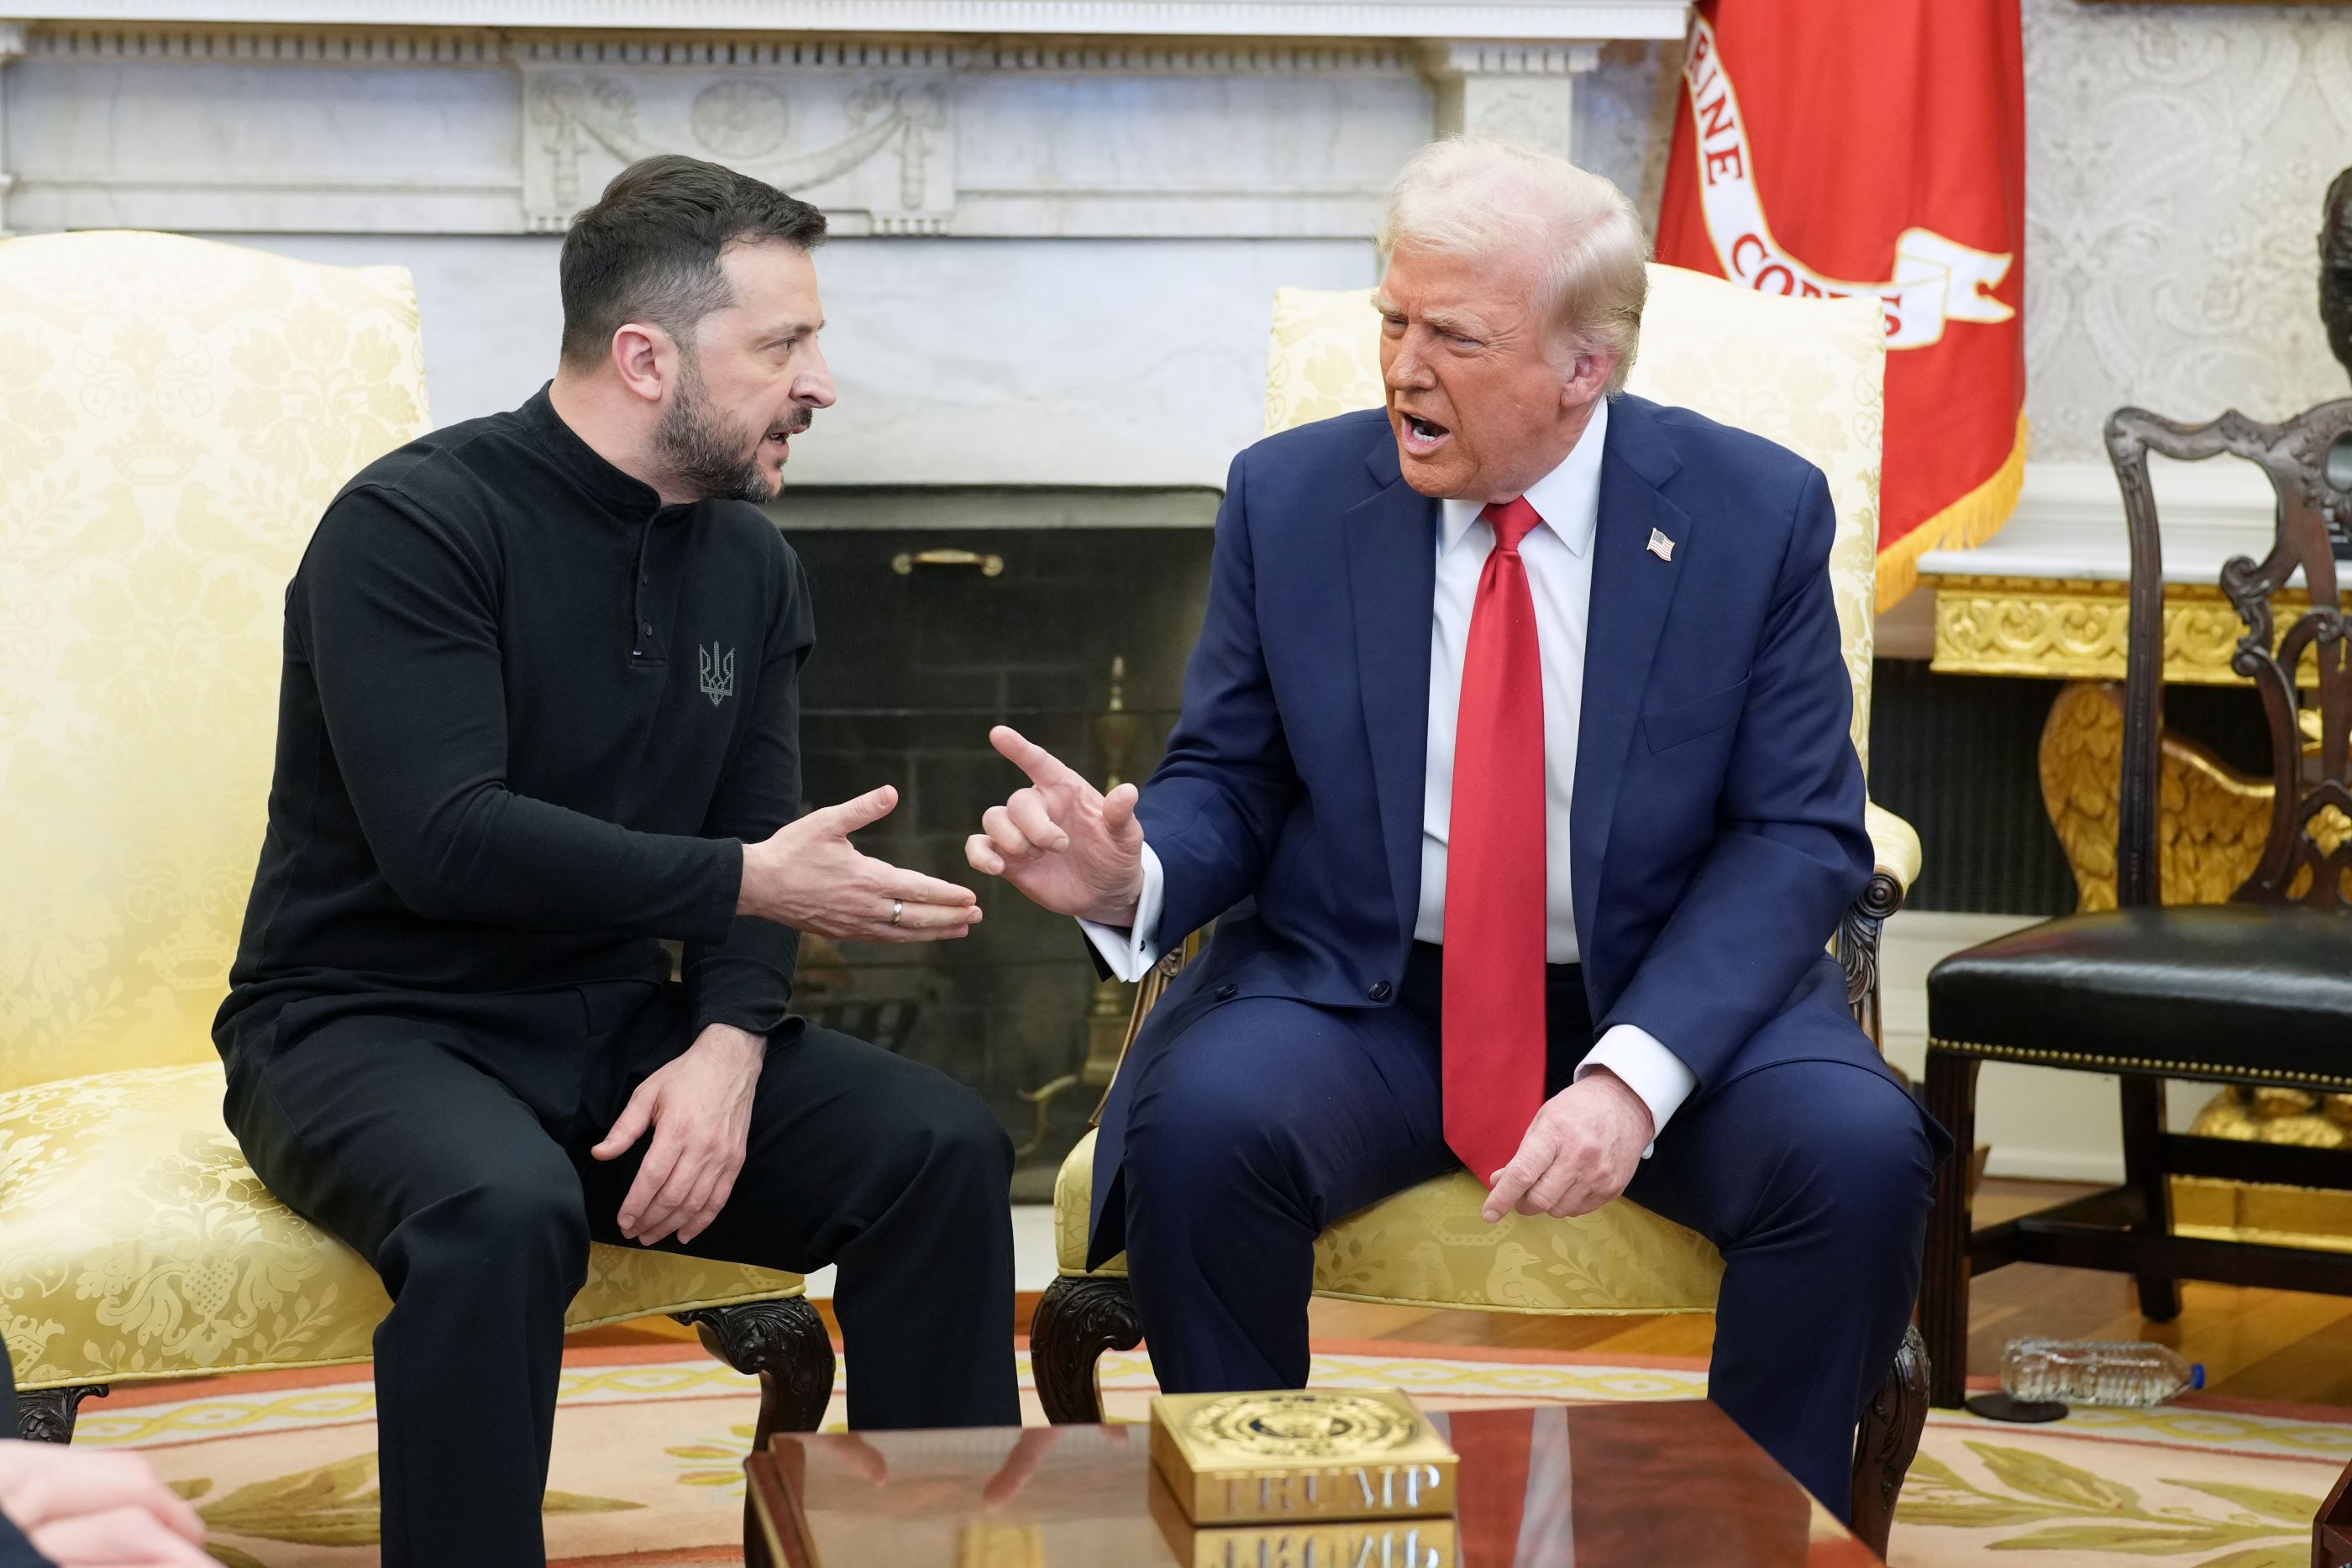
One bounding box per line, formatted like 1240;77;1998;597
24;25;1433;72
0;9;1645;239
9;3;1690;42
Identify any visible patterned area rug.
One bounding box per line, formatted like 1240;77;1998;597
58;1339;2350;1565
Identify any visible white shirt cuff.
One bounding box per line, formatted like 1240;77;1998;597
1576;1024;1698;1160
1077;842;1165;983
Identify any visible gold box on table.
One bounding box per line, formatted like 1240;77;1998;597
1147;1390;1459;1526
1146;1470;1459;1568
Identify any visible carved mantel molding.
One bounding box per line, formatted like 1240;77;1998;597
0;8;1679;238
1423;38;1599;160
14;2;1690;41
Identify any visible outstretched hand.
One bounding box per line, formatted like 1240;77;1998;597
740;785;981;941
964;726;1148;926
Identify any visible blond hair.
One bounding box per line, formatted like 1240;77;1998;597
1375;136;1649;395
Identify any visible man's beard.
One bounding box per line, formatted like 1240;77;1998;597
654;355;809;505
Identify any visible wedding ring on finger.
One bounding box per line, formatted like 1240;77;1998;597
890;899;906;926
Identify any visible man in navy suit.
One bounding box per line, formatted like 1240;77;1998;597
968;138;1946;1518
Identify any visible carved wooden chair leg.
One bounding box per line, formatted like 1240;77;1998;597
678;1299;836;1568
1848;1324;1928;1560
677;1299;837;1443
17;1385;109;1444
1029;1277;1141;1424
1920;1050;1980;1407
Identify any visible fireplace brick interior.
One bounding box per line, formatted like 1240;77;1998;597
774;488;1219;1193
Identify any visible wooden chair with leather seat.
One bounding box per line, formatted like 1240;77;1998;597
1921;395;2352;1408
1026;265;1934;1557
0;231;833;1466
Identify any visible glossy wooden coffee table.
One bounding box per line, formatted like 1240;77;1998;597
745;1401;1882;1566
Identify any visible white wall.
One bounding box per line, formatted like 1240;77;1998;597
2020;0;2352;461
205;232;1378;486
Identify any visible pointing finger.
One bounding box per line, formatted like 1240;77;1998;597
990;725;1080;791
1483;1155;1542;1224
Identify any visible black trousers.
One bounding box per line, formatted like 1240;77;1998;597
1120;942;1935;1521
222;979;1017;1568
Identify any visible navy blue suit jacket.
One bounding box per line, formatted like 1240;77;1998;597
1087;394;1903;1266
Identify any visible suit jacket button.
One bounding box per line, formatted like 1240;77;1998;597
1215;983;1238;1000
1368;981;1394;1002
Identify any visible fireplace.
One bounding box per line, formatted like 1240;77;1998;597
770;485;1219;1195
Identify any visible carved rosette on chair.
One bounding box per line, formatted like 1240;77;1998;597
1028;266;1929;1561
1923;396;2352;1408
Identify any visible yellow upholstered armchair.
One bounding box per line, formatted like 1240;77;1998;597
0;232;827;1449
1027;265;1928;1555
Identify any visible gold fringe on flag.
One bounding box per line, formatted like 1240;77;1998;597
1872;412;2032;611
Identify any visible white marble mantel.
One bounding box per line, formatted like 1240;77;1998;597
0;3;1687;240
0;3;1686;488
18;1;1688;38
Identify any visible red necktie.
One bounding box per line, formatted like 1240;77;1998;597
1442;496;1549;1185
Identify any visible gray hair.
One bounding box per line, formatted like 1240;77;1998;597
1375;136;1650;396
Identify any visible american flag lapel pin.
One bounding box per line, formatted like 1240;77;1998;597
1646;527;1676;563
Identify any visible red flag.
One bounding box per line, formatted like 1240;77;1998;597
1654;0;2027;607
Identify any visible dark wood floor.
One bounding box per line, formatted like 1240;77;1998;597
595;1178;2352;1409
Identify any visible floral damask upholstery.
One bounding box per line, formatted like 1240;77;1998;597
1055;1129;1722;1311
1053;267;1916;1307
0;1065;800;1387
0;232;800;1394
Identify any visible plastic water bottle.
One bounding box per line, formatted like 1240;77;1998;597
1998;1338;2205;1407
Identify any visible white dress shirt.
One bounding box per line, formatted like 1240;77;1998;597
1082;398;1699;1151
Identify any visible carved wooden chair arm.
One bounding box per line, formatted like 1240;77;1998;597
1844;800;1921;1050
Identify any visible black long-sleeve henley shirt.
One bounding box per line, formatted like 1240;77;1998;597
213;384;814;1056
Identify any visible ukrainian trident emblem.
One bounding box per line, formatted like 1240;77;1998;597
698;642;735;707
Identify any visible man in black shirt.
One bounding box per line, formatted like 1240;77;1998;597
213;155;1017;1566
